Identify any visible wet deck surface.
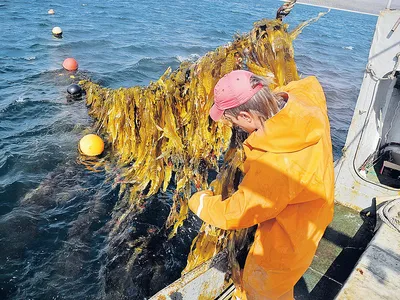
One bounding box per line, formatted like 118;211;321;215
294;203;375;300
336;223;400;299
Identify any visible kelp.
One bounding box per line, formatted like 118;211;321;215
79;12;327;289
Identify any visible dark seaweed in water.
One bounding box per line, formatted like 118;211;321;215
103;192;201;299
1;161;112;299
0;158;201;299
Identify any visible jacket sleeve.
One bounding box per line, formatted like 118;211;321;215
188;159;302;230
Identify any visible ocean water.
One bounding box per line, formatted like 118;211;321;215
0;1;377;299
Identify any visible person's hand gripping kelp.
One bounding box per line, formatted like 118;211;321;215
188;70;335;300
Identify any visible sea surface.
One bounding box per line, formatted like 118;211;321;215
0;1;377;299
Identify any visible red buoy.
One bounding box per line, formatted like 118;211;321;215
62;58;79;71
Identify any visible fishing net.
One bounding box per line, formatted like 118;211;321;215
78;11;327;292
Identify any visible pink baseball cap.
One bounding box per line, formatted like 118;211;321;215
210;70;263;121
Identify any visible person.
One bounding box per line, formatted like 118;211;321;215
188;70;334;300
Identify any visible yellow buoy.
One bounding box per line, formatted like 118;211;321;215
48;9;55;15
52;26;63;38
79;134;104;156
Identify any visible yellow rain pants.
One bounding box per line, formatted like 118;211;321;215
189;76;334;299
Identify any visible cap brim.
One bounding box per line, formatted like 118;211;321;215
209;104;224;121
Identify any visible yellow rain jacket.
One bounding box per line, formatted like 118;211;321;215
189;76;334;300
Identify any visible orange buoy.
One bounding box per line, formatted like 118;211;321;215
48;9;55;15
79;134;104;156
62;58;79;71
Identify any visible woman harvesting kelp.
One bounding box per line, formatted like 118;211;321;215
79;3;328;297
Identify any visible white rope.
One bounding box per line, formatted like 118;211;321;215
366;52;400;81
366;63;391;81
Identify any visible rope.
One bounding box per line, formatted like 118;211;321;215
276;0;297;20
378;199;400;233
390;52;400;79
365;52;400;81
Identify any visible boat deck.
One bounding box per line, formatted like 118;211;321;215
336;223;400;299
295;203;375;299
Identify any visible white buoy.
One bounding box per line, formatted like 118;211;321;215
52;26;63;38
48;9;55;15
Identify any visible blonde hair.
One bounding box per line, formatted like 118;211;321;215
224;74;286;123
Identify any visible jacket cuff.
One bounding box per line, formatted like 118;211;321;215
188;190;213;218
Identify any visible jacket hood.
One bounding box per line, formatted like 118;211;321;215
244;94;325;154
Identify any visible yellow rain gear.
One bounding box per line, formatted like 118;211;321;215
189;76;334;299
